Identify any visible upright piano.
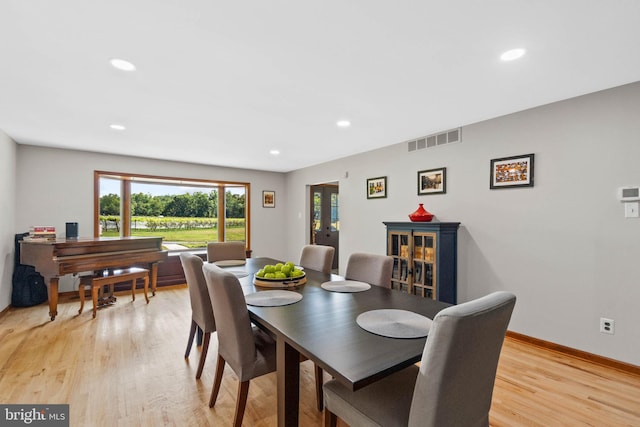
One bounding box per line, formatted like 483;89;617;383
20;237;168;320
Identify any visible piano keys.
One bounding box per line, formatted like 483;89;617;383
20;237;168;320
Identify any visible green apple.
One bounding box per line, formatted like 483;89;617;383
256;269;266;278
264;272;276;279
281;265;292;276
264;265;276;274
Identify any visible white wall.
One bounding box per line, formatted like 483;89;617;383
0;132;17;310
285;81;640;366
13;146;288;293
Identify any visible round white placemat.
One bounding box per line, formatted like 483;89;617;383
321;280;371;293
214;259;246;267
245;290;303;307
356;309;432;338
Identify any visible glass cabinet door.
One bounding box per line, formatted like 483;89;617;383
388;231;410;292
411;232;437;299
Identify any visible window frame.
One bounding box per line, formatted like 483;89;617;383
93;170;251;251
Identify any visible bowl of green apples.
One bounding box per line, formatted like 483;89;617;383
254;261;306;287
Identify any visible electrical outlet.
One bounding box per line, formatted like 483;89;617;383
600;317;615;334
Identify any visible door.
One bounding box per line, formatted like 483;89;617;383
310;184;339;270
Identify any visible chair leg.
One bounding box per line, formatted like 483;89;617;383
185;320;197;358
209;354;226;408
324;407;338;427
315;363;324;411
130;277;136;301
233;380;250;427
195;332;210;379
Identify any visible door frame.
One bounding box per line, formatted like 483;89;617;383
309;183;339;270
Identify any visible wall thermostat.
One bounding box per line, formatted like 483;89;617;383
618;186;640;202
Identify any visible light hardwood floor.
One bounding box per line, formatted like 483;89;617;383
1;285;638;427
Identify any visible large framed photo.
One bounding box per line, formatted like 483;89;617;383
366;176;387;199
262;190;275;208
490;153;534;189
418;167;446;195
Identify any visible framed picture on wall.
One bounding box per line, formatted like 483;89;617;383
366;176;387;199
490;153;535;189
262;190;275;207
417;167;446;195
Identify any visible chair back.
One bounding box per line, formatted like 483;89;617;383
408;291;516;427
206;241;246;262
179;252;215;332
345;252;394;288
299;244;335;273
202;263;257;381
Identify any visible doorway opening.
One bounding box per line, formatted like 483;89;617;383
310;183;339;271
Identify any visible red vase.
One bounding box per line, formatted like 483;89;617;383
408;203;433;222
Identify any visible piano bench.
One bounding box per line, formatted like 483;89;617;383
78;267;150;318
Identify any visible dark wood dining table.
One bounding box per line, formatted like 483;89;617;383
230;257;450;427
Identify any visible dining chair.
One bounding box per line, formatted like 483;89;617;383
179;252;216;379
345;252;394;288
202;262;277;427
206;241;247;263
323;291;516;427
299;244;335;273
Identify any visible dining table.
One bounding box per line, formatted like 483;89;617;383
223;257;451;427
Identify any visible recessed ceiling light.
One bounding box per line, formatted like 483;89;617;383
500;48;526;61
110;124;126;131
270;149;280;156
336;120;351;128
110;58;136;71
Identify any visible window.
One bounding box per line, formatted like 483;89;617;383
94;171;250;251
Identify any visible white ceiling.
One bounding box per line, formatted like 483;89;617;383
2;1;640;173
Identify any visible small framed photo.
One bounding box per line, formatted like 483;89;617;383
490;153;535;189
418;167;446;195
366;176;387;199
262;190;275;208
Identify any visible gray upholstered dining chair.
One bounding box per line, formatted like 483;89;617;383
299;244;335;273
345;252;394;288
206;241;246;263
323;291;516;427
179;252;216;379
202;262;277;427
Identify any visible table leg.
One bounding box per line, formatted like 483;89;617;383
47;277;59;321
196;326;203;346
277;338;300;427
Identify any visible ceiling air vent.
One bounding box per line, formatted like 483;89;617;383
406;128;461;152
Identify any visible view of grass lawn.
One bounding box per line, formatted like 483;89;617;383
101;227;245;249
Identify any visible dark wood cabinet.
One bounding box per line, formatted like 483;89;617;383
384;221;460;304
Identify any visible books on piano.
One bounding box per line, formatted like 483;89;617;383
26;226;57;241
